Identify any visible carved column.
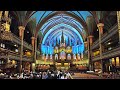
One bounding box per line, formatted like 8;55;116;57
87;37;91;70
88;35;94;71
117;11;120;44
18;26;25;74
97;23;104;73
84;41;88;50
34;37;37;63
31;37;35;71
88;35;93;46
31;37;35;58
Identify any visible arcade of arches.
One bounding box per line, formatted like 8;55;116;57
0;11;120;79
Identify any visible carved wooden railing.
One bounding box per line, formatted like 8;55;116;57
0;31;13;41
0;30;33;50
0;54;33;62
0;47;33;62
0;53;33;62
92;45;120;61
11;33;33;50
12;33;41;54
92;23;118;49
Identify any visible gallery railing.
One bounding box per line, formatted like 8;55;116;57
92;23;118;49
0;47;33;62
92;45;120;61
0;53;33;62
11;32;33;50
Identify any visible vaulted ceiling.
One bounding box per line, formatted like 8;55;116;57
9;11;117;46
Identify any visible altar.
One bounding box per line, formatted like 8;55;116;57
56;62;70;70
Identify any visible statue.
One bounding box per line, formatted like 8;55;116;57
2;22;10;32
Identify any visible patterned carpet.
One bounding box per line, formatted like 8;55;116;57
72;73;101;79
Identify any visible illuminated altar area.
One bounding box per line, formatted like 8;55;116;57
36;14;88;70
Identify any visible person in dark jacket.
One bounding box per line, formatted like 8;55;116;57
109;64;113;74
112;64;117;73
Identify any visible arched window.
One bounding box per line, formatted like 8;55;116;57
55;46;58;53
46;54;49;59
77;54;80;60
67;54;71;60
60;51;66;60
50;54;52;60
55;54;58;60
73;54;76;60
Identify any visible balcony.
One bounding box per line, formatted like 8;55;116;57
0;47;33;62
92;23;118;50
92;45;120;61
0;55;33;62
11;33;33;50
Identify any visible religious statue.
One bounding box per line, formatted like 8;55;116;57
2;21;10;32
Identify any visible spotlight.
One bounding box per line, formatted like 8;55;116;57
108;42;111;45
14;44;17;47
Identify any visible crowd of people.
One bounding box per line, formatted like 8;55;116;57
0;69;73;79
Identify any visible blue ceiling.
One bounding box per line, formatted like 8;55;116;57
31;11;92;46
31;11;92;26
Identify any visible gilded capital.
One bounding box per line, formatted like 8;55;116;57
97;23;104;28
88;35;93;38
18;26;25;31
84;41;88;48
18;26;25;37
97;23;104;34
84;41;87;44
31;37;35;40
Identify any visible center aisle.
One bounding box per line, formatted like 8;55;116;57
72;73;101;79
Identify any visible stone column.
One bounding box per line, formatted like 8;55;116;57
84;41;88;50
34;37;37;63
97;23;104;73
18;26;25;74
87;37;91;70
31;37;35;59
88;35;93;46
117;11;120;44
88;35;94;71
